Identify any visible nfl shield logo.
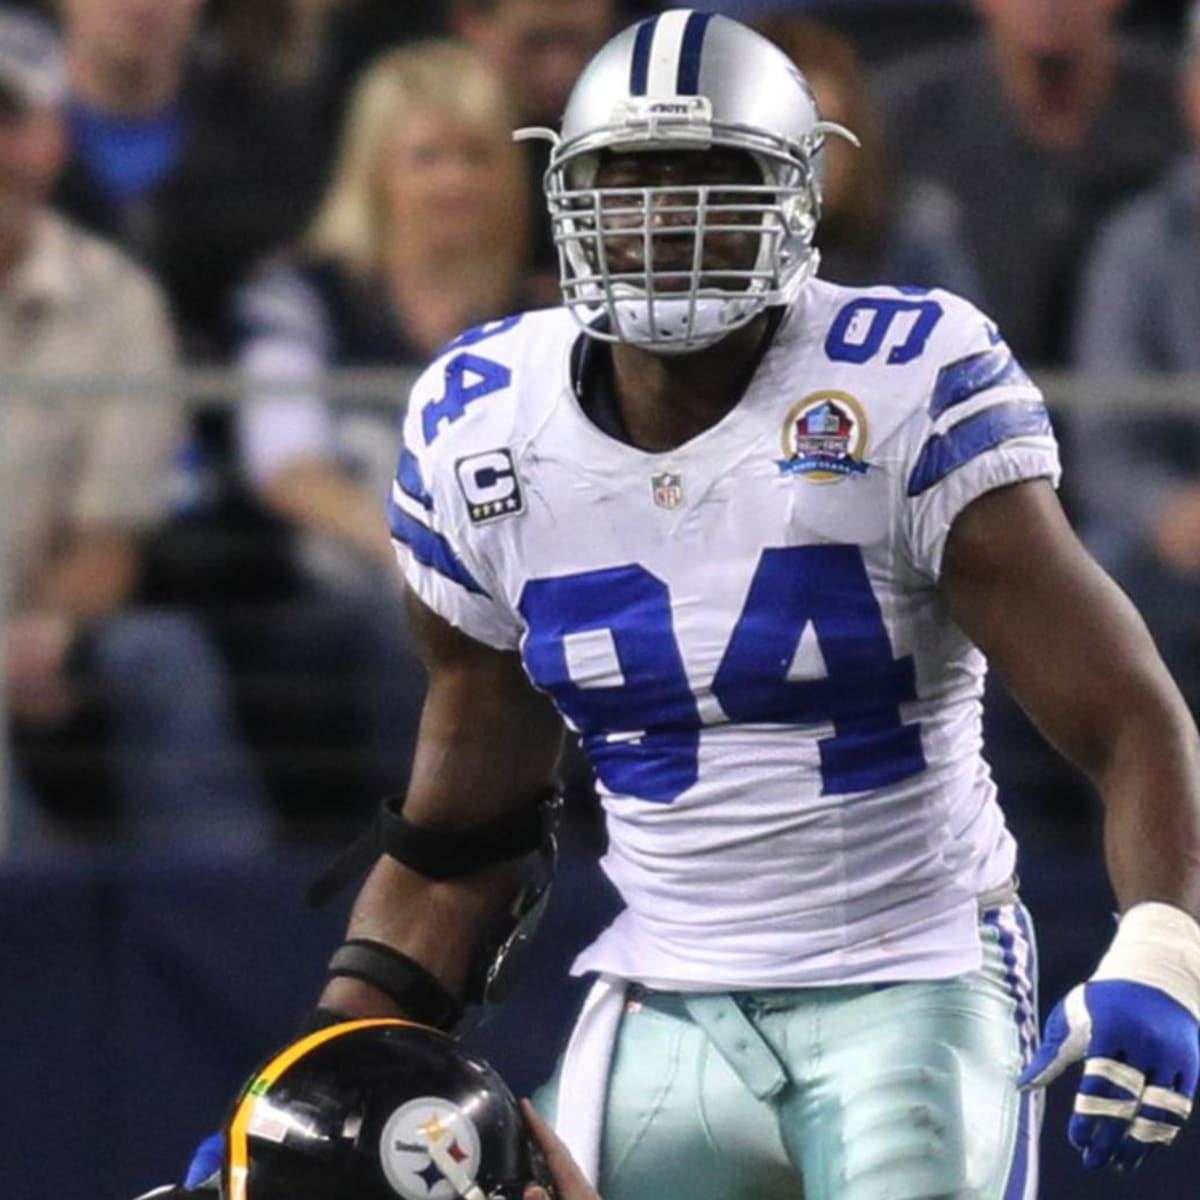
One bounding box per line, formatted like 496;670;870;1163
651;472;683;509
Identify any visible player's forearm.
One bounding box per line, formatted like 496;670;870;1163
1095;703;1200;920
319;853;534;1016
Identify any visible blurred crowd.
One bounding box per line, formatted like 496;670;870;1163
2;0;1199;858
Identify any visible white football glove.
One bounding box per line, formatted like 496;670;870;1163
1020;902;1200;1172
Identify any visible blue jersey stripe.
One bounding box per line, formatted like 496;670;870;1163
926;345;1032;420
676;11;713;94
907;401;1052;497
630;17;656;96
929;345;1031;419
396;448;433;511
389;505;488;597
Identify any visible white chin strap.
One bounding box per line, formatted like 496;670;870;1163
581;247;819;354
609;293;765;354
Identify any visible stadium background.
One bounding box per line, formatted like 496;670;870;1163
2;1;1200;1198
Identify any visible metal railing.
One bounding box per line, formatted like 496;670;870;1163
3;365;1200;853
4;366;1200;408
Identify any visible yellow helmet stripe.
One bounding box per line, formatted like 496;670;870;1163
226;1018;416;1200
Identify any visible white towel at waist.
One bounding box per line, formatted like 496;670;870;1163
552;974;628;1185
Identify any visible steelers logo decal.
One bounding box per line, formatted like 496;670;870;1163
777;390;870;481
379;1097;483;1200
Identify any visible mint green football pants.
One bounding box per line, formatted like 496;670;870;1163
536;900;1041;1200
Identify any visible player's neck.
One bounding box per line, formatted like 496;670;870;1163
610;315;773;453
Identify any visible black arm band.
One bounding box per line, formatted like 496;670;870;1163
380;791;552;880
305;789;559;908
326;939;463;1031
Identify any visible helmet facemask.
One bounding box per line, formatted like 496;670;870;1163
544;137;822;353
515;9;860;354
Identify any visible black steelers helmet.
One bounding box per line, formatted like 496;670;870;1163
222;1019;548;1200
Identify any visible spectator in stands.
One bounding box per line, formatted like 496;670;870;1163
314;0;448;122
233;40;530;551
51;0;323;359
876;0;1187;367
208;0;352;91
449;0;616;298
0;7;269;853
206;41;531;839
759;15;982;298
1069;0;1200;713
450;0;614;129
204;0;374;185
1073;3;1200;374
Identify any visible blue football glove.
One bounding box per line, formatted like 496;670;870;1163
1020;980;1198;1170
1019;902;1200;1173
183;1132;225;1190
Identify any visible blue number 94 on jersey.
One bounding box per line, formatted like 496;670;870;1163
520;545;925;804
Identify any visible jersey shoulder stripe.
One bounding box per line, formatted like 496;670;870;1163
395;447;433;511
907;400;1053;496
892;294;1052;497
388;485;489;597
391;308;574;611
929;341;1032;419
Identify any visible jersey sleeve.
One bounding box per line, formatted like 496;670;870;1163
901;298;1062;580
388;364;524;651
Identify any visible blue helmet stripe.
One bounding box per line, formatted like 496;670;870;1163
629;17;657;96
676;11;713;94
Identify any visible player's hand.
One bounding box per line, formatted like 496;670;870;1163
521;1100;600;1200
1020;979;1199;1171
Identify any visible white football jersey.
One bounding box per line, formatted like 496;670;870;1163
389;279;1060;990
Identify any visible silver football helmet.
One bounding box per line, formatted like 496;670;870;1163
516;8;858;354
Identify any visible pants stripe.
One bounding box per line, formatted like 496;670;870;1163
986;900;1043;1200
1003;1087;1042;1200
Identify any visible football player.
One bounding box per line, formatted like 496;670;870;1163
196;9;1200;1200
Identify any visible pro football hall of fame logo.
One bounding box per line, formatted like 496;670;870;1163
777;390;871;480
